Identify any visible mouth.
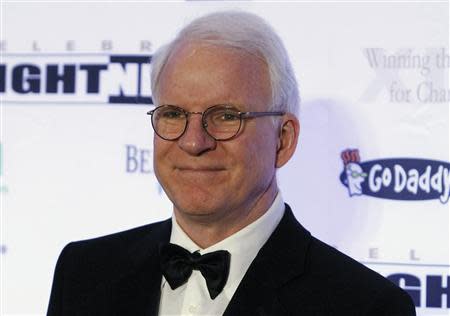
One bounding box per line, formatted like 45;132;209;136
171;166;228;186
175;166;227;172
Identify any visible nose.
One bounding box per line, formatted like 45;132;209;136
178;114;216;155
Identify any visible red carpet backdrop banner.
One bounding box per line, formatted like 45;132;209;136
0;2;449;315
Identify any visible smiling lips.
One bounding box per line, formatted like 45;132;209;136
175;166;226;172
174;167;227;182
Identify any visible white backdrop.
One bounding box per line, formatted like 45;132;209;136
1;2;449;315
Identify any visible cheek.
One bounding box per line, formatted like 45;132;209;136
253;129;277;164
233;136;277;181
153;139;171;178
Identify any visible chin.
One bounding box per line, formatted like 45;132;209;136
174;203;220;220
172;194;226;217
180;208;217;217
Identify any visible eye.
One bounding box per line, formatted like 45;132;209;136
159;107;184;119
206;106;241;126
163;111;181;118
221;111;240;121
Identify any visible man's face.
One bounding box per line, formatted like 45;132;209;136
153;42;279;223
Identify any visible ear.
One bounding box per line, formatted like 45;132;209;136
275;113;300;168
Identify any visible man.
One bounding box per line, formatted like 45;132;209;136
47;11;416;316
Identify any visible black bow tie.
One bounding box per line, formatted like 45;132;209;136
159;243;231;299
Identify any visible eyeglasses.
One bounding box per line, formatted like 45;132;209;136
147;104;285;141
349;171;368;178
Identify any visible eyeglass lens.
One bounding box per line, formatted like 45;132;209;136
151;105;242;141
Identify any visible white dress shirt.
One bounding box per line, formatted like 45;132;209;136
158;193;285;316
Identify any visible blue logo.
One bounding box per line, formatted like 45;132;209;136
124;144;163;194
340;149;450;204
1;54;152;105
387;273;449;308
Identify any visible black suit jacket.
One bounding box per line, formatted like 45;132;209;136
47;205;416;315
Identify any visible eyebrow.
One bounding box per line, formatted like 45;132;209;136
159;103;246;111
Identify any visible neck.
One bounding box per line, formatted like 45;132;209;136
174;180;279;249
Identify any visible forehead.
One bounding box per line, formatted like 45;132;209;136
157;41;272;110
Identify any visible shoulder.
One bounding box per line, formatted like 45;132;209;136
308;237;407;294
47;219;171;314
289;236;415;315
62;219;170;256
276;205;415;314
54;219;171;287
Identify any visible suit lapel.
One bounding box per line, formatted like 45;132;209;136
224;204;311;315
107;219;172;316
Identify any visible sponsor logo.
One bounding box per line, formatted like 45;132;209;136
125;144;154;174
0;143;8;194
125;144;162;194
387;273;449;308
0;143;5;254
1;54;152;105
360;47;449;104
340;149;450;204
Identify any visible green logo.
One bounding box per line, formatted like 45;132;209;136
0;143;8;194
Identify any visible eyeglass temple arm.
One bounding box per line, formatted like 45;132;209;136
241;111;285;118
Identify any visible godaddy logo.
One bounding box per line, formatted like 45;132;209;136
340;149;450;204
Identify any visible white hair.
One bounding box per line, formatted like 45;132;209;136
151;10;300;116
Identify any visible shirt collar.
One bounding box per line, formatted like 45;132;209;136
169;192;285;298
